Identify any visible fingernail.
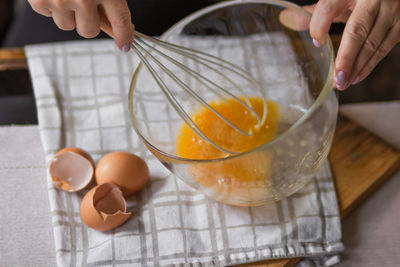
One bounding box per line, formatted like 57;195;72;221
122;44;131;53
335;71;347;87
352;75;361;85
336;83;346;91
313;39;321;48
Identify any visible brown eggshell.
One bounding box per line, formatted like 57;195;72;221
55;147;95;168
49;147;95;192
95;151;149;197
80;183;131;231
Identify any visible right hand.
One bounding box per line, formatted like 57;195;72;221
304;0;400;90
28;0;135;52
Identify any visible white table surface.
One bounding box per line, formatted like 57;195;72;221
1;102;399;267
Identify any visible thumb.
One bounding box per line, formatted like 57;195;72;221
309;0;348;47
99;1;134;52
279;4;316;31
302;4;317;14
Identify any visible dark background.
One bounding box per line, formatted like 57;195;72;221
0;0;398;125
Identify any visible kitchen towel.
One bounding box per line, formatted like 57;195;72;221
26;36;343;266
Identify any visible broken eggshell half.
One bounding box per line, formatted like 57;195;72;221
80;183;131;231
49;147;95;192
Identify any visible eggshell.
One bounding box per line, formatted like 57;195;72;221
95;151;149;197
80;183;131;231
49;147;95;192
55;147;95;168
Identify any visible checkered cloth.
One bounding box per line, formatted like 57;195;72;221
26;35;343;267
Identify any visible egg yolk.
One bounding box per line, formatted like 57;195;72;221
176;97;280;201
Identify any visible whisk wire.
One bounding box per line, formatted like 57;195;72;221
136;32;267;127
132;41;240;155
137;37;229;101
135;37;258;136
132;32;269;154
137;33;260;86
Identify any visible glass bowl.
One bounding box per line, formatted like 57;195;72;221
129;0;338;206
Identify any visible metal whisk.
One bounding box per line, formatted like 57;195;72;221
101;18;268;154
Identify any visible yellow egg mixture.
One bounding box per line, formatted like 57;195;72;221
176;97;280;201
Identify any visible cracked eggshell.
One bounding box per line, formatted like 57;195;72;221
49;147;95;192
80;183;131;231
95;151;149;197
55;147;95;168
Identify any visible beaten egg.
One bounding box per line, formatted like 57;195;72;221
176;97;280;200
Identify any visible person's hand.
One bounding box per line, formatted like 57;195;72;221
28;0;135;52
304;0;400;90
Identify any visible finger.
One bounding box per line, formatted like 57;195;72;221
28;0;52;17
51;8;76;31
355;24;400;83
304;3;349;20
279;6;313;31
309;0;350;47
334;0;380;90
100;0;134;52
349;3;396;85
302;4;316;14
74;2;101;38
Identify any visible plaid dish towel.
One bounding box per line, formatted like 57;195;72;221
26;36;343;267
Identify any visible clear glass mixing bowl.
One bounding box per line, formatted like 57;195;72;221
129;0;338;206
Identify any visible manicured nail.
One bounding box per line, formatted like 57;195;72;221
313;39;321;48
352;75;361;85
122;44;131;53
336;83;346;91
335;71;347;86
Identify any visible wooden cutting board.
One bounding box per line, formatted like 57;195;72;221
239;114;400;267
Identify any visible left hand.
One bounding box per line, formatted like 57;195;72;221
27;0;135;52
305;0;400;90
